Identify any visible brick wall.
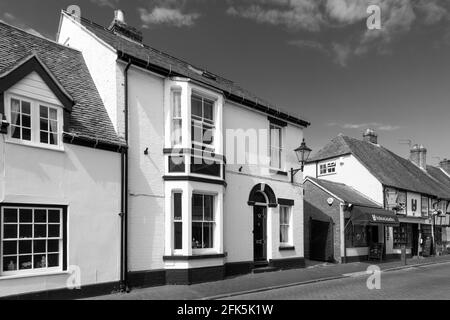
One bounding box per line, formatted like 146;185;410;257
304;181;342;262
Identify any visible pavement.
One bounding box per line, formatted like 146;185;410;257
225;261;450;300
89;254;450;300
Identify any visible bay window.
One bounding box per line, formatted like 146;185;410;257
8;96;62;149
1;206;65;275
191;94;215;150
279;206;292;245
192;194;215;249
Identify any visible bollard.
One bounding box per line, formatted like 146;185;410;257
401;245;407;266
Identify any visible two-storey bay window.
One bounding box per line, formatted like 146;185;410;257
192;194;214;249
1;206;64;275
173;192;183;250
279;206;292;245
8;96;62;148
171;90;182;147
191;95;215;150
270;124;282;169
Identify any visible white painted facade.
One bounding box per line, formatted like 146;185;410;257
57;12;307;280
0;73;122;297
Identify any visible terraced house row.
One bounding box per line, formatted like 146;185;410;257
0;10;448;299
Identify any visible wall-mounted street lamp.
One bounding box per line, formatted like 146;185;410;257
291;139;312;183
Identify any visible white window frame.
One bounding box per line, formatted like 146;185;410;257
269;123;283;170
171;90;183;147
1;206;63;277
191;193;216;253
172;191;183;254
5;93;64;151
191;93;216;151
318;160;337;176
279;206;293;246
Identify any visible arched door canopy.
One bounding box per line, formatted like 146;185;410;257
247;183;277;208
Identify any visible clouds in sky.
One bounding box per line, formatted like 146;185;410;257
90;0;119;8
227;0;450;66
328;122;401;131
137;0;201;28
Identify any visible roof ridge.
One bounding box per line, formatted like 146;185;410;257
0;20;81;54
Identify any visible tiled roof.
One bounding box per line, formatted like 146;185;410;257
307;134;450;199
0;22;124;147
76;14;310;128
305;177;381;207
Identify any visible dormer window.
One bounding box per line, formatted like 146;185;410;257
6;95;63;150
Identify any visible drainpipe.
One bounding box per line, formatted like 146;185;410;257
120;61;132;292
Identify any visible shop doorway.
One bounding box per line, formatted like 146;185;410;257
412;224;420;257
253;206;267;265
310;220;333;262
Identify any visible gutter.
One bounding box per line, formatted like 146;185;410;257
119;61;132;292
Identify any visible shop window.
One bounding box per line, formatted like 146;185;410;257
345;220;368;247
393;223;412;249
192;194;215;249
1;206;65;276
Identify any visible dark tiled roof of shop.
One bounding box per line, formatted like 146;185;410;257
306;177;381;207
0;22;124;147
77;15;310;128
307;134;450;199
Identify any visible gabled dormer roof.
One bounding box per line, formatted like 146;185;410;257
307;134;450;199
0;21;125;149
0;53;74;113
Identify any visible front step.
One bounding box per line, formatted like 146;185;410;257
252;266;278;274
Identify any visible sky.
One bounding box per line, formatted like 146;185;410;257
1;0;449;165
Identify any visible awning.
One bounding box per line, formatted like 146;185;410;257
347;205;400;227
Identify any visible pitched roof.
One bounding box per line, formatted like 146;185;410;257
0;21;124;147
305;177;381;207
307;134;450;199
74;13;310;128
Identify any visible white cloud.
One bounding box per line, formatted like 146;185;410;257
90;0;119;8
0;12;43;37
287;39;326;52
329;122;401;131
139;7;200;27
226;0;450;66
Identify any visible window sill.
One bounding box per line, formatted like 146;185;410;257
5;139;64;153
279;246;295;251
318;172;336;177
163;253;227;261
269;169;288;176
0;270;68;281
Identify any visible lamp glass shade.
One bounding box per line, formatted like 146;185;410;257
294;139;312;164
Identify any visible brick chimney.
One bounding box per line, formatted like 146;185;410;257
108;10;143;43
363;128;378;144
410;144;427;170
439;159;450;174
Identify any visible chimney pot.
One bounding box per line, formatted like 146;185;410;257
440;159;450;175
363;128;378;144
108;9;143;43
410;144;427;170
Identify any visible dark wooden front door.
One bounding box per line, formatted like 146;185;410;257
253;206;267;264
310;220;333;262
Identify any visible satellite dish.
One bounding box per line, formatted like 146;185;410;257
67;5;81;22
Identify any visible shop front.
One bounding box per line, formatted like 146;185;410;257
344;205;399;263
